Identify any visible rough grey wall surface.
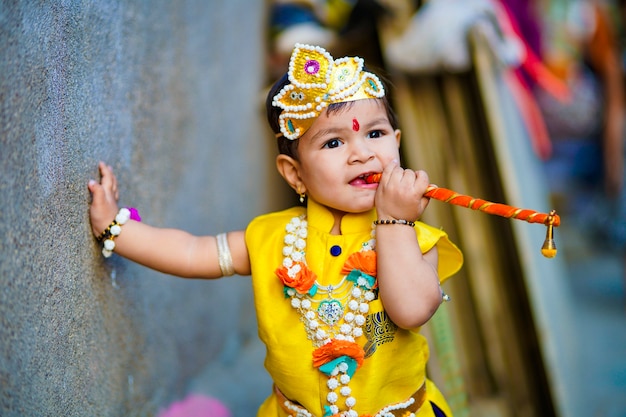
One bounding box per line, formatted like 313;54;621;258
0;1;272;416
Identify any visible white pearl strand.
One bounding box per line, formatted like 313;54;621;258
281;215;377;417
374;397;416;417
282;216;377;346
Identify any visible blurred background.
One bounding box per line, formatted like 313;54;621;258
1;1;625;416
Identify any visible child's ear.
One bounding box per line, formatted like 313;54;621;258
276;154;305;194
395;129;401;148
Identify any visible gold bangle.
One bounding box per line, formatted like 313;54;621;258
216;233;235;276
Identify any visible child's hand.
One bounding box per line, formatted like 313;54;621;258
88;162;121;237
374;160;430;222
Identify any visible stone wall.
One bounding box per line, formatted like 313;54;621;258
0;1;273;415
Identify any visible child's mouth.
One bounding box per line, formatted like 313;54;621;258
350;173;380;186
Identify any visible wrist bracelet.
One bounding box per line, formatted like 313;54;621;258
98;207;140;258
216;233;235;276
373;219;415;227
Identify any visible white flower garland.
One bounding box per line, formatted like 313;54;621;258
281;215;377;416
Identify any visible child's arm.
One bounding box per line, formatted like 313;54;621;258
374;162;443;329
88;162;250;278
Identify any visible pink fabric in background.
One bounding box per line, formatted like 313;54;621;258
158;394;231;417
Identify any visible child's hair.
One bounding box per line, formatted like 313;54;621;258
266;70;400;160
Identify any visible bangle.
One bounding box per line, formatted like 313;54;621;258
373;219;415;227
97;207;140;242
216;233;235;276
98;207;139;258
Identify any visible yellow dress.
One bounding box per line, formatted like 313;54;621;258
246;199;463;416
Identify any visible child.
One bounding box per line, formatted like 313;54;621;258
89;43;463;417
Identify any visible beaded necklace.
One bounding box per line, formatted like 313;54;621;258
275;215;378;417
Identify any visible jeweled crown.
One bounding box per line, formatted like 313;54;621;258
272;43;386;140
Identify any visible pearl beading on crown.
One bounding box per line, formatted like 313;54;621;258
272;43;386;140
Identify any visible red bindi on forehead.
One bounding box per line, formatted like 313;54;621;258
352;118;360;132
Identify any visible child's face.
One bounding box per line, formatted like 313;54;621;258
294;98;401;216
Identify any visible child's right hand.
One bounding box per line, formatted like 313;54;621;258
374;160;431;223
88;162;121;237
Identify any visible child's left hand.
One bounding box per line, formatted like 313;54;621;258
374;160;430;222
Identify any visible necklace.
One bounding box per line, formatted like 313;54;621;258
275;215;378;417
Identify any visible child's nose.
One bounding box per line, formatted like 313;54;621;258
349;140;375;163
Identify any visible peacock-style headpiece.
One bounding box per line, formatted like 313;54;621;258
272;43;385;140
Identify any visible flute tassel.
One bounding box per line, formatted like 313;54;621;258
541;210;558;258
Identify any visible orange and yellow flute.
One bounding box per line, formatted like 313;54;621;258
365;173;559;258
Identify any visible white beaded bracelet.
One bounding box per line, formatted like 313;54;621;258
100;208;131;258
216;233;235;276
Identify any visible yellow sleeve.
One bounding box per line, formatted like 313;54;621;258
415;221;464;283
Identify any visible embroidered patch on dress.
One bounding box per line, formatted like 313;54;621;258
363;311;397;358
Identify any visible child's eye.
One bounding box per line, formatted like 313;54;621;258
367;130;384;139
323;138;342;149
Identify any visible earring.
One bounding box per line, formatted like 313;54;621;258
296;186;305;204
